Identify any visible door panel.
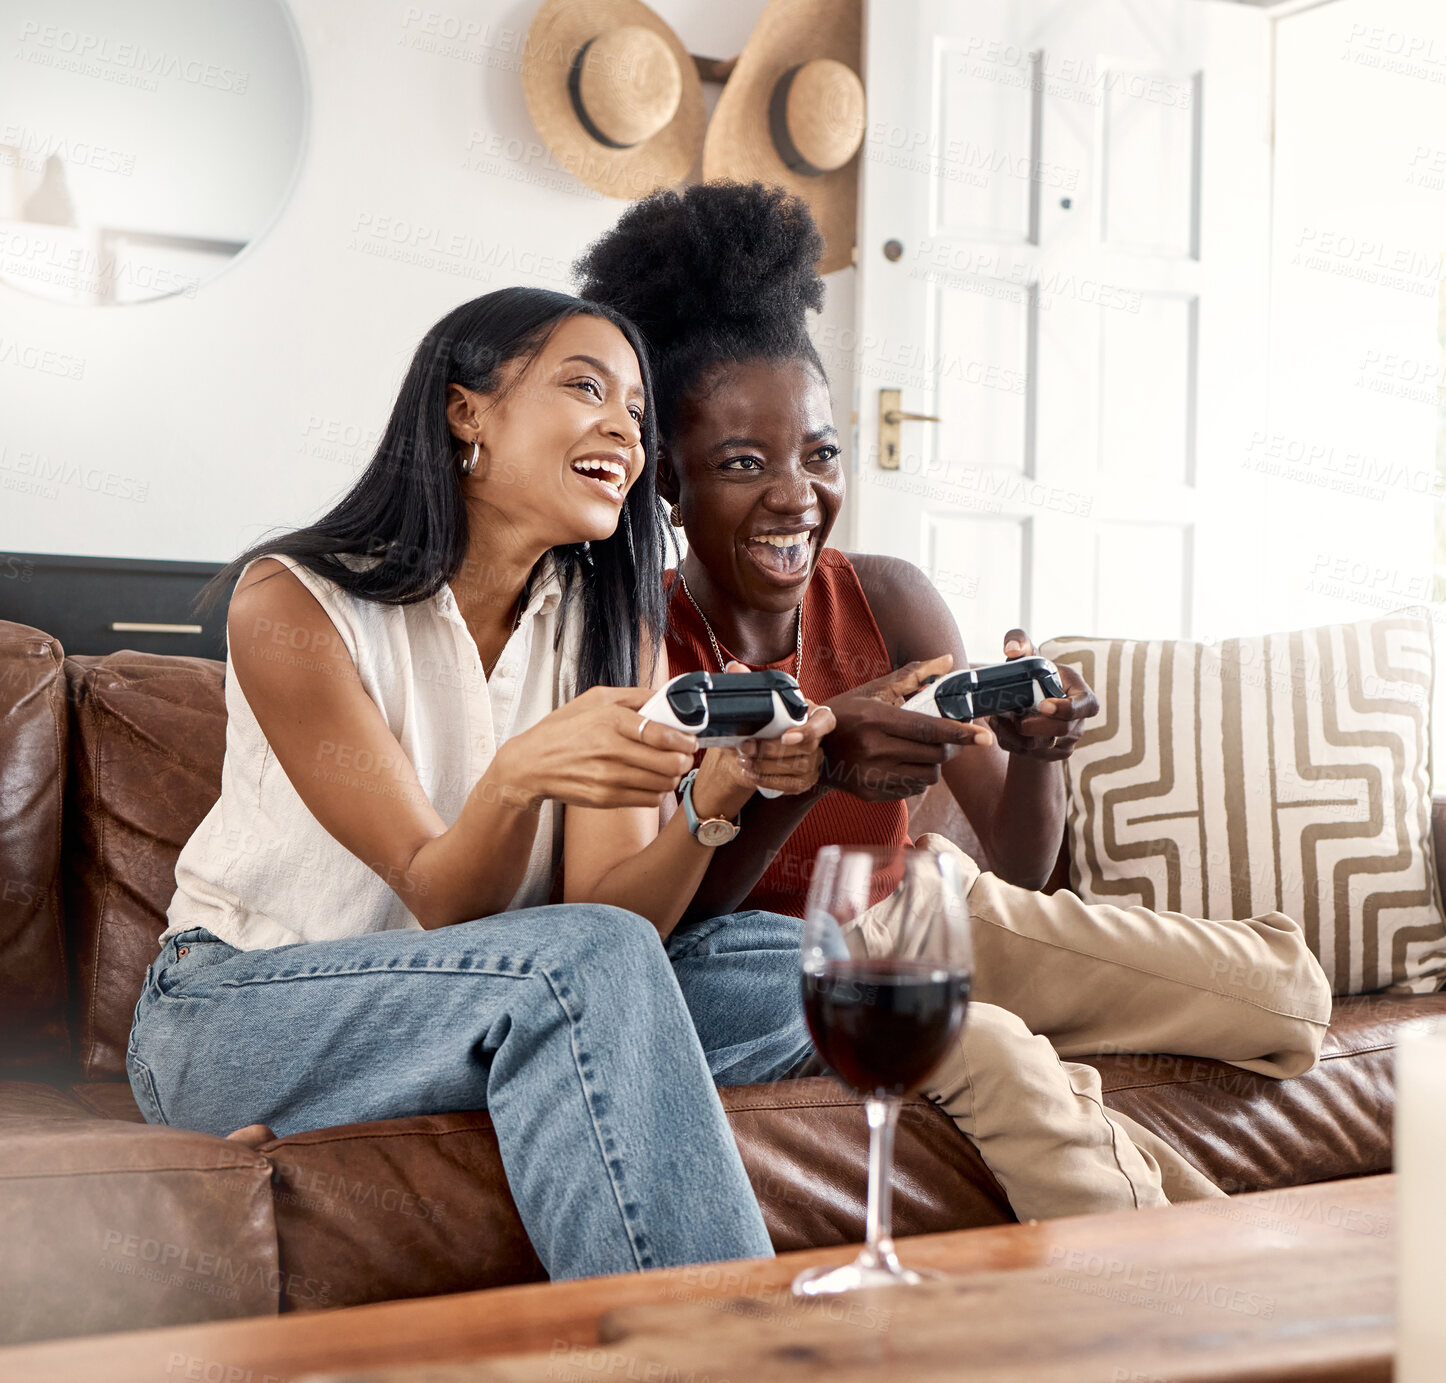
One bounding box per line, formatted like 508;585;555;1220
933;44;1041;243
1092;521;1190;640
1098;292;1198;485
925;512;1029;655
1098;69;1201;258
929;276;1034;473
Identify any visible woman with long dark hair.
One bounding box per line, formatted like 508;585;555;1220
578;185;1333;1220
126;287;831;1280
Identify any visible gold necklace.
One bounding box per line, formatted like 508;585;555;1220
678;570;803;680
480;590;525;679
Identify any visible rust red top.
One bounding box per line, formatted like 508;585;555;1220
664;548;909;916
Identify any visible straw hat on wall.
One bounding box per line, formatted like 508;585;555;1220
702;0;864;273
523;0;706;200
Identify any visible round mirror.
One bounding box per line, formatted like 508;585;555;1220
0;0;307;305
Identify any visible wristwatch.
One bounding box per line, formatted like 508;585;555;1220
679;769;741;847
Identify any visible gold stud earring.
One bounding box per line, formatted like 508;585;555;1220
669;503;684;527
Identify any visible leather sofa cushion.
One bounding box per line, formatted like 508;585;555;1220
262;1109;545;1311
56;985;1435;1316
40;983;1434;1321
62;651;226;1080
723;1079;1011;1249
1086;992;1446;1193
261;1079;1013;1312
0;1081;280;1346
66;1080;147;1124
0;622;70;1075
68;987;1427;1199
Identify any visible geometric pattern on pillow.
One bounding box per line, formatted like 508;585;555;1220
1041;613;1445;996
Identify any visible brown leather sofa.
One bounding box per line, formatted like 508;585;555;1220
3;616;1442;1347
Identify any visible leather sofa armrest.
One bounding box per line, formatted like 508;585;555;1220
0;621;71;1076
0;1082;280;1346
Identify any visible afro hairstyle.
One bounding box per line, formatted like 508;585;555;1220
575;181;829;441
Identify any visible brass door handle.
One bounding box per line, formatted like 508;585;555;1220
883;409;942;425
878;389;943;469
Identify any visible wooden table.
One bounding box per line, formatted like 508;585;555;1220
0;1177;1393;1383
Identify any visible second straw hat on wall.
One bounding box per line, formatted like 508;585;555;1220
523;0;706;199
703;0;865;273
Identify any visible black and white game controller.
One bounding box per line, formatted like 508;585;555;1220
639;670;811;801
902;656;1066;721
639;670;810;747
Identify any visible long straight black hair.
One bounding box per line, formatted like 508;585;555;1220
201;287;665;691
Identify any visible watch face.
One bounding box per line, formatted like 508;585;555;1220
696;818;740;848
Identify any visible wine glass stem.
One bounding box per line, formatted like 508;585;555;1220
863;1096;901;1265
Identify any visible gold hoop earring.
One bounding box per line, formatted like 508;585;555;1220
669;503;684;527
461;440;480;477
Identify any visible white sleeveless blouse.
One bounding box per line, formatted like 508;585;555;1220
162;552;578;950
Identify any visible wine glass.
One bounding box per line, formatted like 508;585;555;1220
792;844;973;1296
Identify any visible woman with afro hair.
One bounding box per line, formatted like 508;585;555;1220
577;182;1333;1220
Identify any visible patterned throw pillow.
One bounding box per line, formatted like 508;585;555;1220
1041;613;1445;995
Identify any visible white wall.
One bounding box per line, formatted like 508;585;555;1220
1256;0;1444;635
0;0;856;563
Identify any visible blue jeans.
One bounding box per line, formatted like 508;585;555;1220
127;905;809;1282
665;909;811;1084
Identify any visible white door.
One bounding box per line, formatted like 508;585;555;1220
852;0;1274;651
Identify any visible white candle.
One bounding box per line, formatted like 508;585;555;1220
1397;1016;1446;1382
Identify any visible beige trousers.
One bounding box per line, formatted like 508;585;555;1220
849;835;1333;1221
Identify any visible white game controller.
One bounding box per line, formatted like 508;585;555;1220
901;675;953;718
639;670;810;799
902;656;1066;722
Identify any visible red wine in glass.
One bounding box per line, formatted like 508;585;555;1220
803;960;971;1099
793;845;973;1297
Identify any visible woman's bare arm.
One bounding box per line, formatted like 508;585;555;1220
228;560;543;926
562;643;759;939
849;553;1067;889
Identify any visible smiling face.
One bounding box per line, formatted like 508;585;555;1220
666;357;844;616
447;313;647;550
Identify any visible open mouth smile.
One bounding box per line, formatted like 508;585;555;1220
570;457;628;501
745;528;815;580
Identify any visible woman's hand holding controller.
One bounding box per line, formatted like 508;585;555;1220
991;630;1098;761
818;656;994;802
697;660;835;802
490;685;698;810
735;702;836;796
